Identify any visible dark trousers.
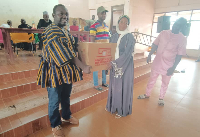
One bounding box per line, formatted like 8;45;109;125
47;83;72;128
38;34;43;50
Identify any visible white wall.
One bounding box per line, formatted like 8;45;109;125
129;0;155;34
155;0;200;13
59;0;90;20
0;0;58;28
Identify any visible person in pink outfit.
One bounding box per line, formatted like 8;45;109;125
138;17;188;106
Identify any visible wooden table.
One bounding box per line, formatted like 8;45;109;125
0;28;89;61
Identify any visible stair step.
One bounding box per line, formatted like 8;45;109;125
0;73;103;100
0;69;38;84
134;52;144;57
0;87;109;137
0;52;143;75
0;59;150;99
134;57;147;63
0;56;147;84
0;56;40;75
0;67;151;119
135;67;151;78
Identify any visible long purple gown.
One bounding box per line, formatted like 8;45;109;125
106;33;135;117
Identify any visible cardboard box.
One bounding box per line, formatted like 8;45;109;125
78;42;117;72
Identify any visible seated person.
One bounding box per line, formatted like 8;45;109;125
0;20;12;50
70;19;79;31
70;19;80;41
1;20;12;28
18;19;32;29
37;11;52;29
37;11;52;50
18;19;32;50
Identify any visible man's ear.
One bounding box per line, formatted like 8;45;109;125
52;13;55;18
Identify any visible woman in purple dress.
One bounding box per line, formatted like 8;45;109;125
106;15;135;118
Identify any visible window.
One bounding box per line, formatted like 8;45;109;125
152;23;159;37
166;12;178;22
178;11;192;21
166;12;178;30
187;22;200;49
153;13;165;22
191;10;200;20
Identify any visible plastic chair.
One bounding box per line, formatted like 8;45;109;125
10;33;35;56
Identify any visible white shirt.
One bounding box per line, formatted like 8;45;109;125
0;24;10;28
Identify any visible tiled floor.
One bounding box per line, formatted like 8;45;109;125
0;49;41;74
28;58;200;137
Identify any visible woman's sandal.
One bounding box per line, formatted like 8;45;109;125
115;114;122;119
137;94;150;99
158;99;164;106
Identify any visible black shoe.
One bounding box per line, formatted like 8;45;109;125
102;84;109;87
38;54;42;57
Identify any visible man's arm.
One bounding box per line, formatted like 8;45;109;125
72;57;91;74
167;37;187;76
167;55;182;76
148;44;158;56
173;55;182;69
147;43;158;63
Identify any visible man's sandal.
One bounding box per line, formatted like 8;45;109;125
102;84;109;87
158;99;164;106
94;87;103;91
61;116;79;125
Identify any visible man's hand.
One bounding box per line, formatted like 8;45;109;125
167;67;175;76
83;65;91;74
147;55;151;64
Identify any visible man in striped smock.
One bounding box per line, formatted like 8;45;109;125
90;6;110;91
37;4;91;137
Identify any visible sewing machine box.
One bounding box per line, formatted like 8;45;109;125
78;42;117;72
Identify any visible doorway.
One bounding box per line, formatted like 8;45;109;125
110;5;124;31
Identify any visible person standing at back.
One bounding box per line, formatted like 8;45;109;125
137;18;188;106
90;6;109;91
37;11;52;51
37;11;52;29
